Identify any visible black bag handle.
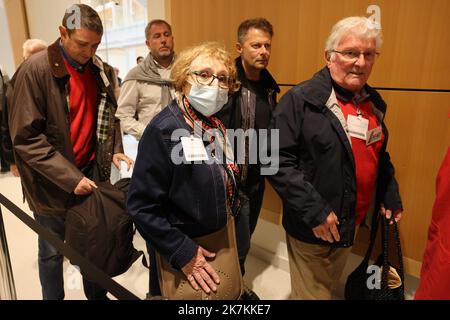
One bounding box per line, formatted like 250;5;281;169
380;216;405;294
0;193;140;300
362;210;382;264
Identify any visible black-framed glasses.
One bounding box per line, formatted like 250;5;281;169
331;50;380;62
190;71;230;89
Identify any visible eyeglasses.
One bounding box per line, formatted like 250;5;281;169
190;71;230;89
331;50;380;62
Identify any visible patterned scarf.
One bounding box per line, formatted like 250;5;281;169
182;97;240;213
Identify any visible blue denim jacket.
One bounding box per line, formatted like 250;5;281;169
127;100;229;270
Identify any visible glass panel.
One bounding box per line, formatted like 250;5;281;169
81;0;148;80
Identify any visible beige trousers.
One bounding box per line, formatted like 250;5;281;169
286;234;352;300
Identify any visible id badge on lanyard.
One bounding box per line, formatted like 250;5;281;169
347;114;369;140
181;136;209;162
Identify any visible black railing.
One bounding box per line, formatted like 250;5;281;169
0;193;140;300
0;203;17;300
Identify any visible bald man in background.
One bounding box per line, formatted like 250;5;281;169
22;39;48;60
1;39;48;177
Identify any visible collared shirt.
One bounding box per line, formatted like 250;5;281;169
334;82;385;225
59;40;88;72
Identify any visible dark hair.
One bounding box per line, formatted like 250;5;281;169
62;4;103;35
136;56;144;64
145;19;172;40
237;18;274;44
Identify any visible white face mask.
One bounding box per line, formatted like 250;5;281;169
187;83;229;117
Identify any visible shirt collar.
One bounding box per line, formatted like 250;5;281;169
59;40;88;72
332;79;370;104
151;54;174;69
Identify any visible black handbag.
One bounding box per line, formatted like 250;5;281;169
345;213;405;300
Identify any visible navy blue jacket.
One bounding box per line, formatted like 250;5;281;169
127;101;229;270
268;67;403;247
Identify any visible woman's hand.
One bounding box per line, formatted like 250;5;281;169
182;246;221;294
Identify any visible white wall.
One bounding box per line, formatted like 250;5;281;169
24;0;168;46
251;219;289;272
0;0;16;77
147;0;166;21
25;0;80;44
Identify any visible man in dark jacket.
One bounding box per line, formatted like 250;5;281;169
217;18;279;299
268;16;403;299
9;4;133;300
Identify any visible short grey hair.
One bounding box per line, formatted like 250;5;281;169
23;39;48;60
62;4;103;35
237;18;274;44
145;19;172;40
325;16;382;59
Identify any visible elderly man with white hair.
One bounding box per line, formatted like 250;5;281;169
268;16;403;299
22;39;48;60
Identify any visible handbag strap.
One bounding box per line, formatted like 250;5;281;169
362;211;381;263
381;216;405;286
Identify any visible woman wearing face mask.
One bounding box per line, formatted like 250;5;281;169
127;42;241;298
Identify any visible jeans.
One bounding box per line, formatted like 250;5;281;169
235;179;265;275
34;214;65;300
34;196;108;300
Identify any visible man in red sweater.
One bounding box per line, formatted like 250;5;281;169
9;4;133;300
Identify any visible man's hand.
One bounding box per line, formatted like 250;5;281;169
112;153;134;171
10;164;20;177
182;246;221;294
380;204;403;224
74;177;98;195
312;211;341;243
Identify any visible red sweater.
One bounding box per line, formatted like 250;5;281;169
339;99;384;225
63;60;97;168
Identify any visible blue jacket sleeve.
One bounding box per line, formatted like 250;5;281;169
267;91;333;228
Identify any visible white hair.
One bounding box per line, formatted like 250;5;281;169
325;16;382;59
23;39;48;60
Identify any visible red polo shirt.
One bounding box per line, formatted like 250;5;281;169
63;59;97;168
339;98;384;225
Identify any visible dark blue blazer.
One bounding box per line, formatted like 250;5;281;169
127;101;229;270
